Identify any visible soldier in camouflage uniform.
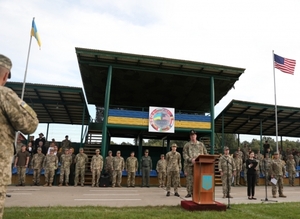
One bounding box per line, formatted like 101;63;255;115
74;148;88;187
125;151;138;187
112;151;125;187
105;150;114;185
255;150;264;186
242;144;249;163
235;147;244;163
166;144;181;197
59;148;73;186
43;149;58;187
61;135;72;154
270;152;286;198
156;154;167;188
90;149;103;187
286;154;296;186
261;153;272;186
140;149;152;187
30;147;45;186
243;162;247;186
0;54;39;219
218;147;236;198
14;144;30;186
182;130;207;198
233;152;242;186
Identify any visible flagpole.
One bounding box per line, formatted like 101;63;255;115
14;18;34;149
272;50;279;153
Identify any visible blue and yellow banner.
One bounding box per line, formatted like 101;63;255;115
31;18;41;48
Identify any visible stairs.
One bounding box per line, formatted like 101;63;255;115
214;156;222;186
83;130;102;185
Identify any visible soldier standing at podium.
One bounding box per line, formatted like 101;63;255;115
218;147;236;198
182;130;208;198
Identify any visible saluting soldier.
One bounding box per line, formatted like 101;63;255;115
74;148;88;187
156;154;167;188
30;147;45;186
218;147;236;198
166;144;181;197
125;151;138;187
0;54;39;219
112;151;125;187
90;149;103;187
43;149;58;187
59;148;73;186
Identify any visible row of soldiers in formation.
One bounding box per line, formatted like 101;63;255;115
219;146;297;198
234;146;298;187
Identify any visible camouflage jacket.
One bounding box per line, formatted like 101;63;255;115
75;153;88;168
218;155;236;173
112;156;125;171
30;153;45;169
105;156;114;171
166;151;182;172
91;155;103;170
0;86;39;185
156;159;167;173
60;154;73;169
270;158;285;176
233;157;243;171
43;154;58;170
286;159;296;174
183;141;207;166
261;158;272;173
126;157;138;172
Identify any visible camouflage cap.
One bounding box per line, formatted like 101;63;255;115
21;144;26;147
190;130;197;135
145;149;149;153
108;150;112;153
224;146;229;150
273;151;279;155
0;54;12;71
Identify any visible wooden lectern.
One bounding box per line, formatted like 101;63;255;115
192;155;216;204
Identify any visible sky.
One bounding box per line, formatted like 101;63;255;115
1;0;300;144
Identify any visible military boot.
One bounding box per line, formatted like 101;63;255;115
279;194;287;198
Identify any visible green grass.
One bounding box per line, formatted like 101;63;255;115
4;203;299;219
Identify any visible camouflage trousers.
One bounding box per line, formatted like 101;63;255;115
44;169;55;184
60;167;70;184
142;167;150;186
75;167;85;185
91;169;101;186
157;171;166;187
185;166;193;194
288;171;296;186
112;170;122;186
221;172;233;195
0;186;7;219
271;175;284;195
166;171;179;192
17;166;26;184
127;172;136;186
234;170;241;185
256;171;260;184
33;169;42;184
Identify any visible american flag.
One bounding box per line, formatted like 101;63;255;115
274;54;296;75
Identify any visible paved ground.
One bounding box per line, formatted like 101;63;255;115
5;185;300;208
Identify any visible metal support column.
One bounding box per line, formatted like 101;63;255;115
101;65;112;158
80;105;86;148
138;136;143;173
210;76;215;154
166;137;170;152
222;112;224;151
260;119;263;151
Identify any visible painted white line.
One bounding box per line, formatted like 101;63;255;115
8;189;40;191
8;193;32;195
89;190;138;192
74;199;141;201
83;194;139;196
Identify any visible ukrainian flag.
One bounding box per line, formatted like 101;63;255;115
31;18;41;48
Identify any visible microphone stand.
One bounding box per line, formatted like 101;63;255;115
222;156;233;209
261;159;277;203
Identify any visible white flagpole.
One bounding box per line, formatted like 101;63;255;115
14;18;34;149
272;50;279;153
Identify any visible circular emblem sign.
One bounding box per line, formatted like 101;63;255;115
149;108;174;132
